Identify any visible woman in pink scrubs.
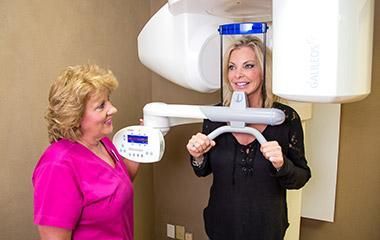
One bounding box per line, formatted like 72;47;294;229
33;64;139;240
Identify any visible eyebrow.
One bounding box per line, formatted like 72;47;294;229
228;60;256;65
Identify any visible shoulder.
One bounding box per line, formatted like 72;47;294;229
41;139;77;162
272;101;297;113
36;139;82;170
204;119;225;127
203;119;226;133
33;139;80;181
272;102;301;123
202;102;226;132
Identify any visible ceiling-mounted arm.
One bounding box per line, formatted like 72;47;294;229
113;92;285;163
143;102;283;145
143;102;285;135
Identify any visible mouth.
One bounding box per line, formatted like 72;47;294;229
233;81;250;89
105;118;113;125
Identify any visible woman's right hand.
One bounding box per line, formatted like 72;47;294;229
186;133;216;158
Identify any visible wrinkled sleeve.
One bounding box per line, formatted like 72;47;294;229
276;109;311;189
33;161;82;229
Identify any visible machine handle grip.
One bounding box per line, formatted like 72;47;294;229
207;126;267;144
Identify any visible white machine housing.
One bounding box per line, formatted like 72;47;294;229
272;0;374;102
138;0;374;103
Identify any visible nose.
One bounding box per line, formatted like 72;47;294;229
235;67;244;79
107;103;118;116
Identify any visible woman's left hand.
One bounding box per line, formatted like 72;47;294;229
260;141;284;170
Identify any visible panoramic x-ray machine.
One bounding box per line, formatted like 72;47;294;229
113;21;285;163
113;0;374;233
114;0;374;164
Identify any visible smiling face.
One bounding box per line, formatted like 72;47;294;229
227;46;263;104
79;91;118;143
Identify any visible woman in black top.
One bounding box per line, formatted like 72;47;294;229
186;36;311;240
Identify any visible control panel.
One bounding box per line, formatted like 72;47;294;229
112;125;165;163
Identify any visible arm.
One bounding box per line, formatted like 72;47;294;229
275;109;311;189
33;160;82;240
37;226;72;240
276;153;311;189
124;159;140;180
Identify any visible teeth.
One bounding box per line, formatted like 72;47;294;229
236;82;248;86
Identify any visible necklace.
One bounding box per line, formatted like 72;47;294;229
77;139;115;167
77;139;103;153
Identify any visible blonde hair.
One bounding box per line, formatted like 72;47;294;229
222;36;278;108
46;64;119;143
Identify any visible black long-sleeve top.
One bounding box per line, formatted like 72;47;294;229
191;102;311;240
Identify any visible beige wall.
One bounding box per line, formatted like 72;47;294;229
0;1;154;240
1;1;379;240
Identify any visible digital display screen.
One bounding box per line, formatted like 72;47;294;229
127;135;148;144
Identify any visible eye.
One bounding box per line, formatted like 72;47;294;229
244;63;255;69
228;64;236;71
96;101;106;111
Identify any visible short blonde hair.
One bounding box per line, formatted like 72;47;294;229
222;36;278;108
46;64;119;143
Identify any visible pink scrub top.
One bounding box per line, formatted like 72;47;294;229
33;137;133;240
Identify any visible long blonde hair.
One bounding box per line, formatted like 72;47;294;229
45;64;119;143
222;36;278;108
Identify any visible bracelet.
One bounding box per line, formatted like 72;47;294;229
191;156;205;167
